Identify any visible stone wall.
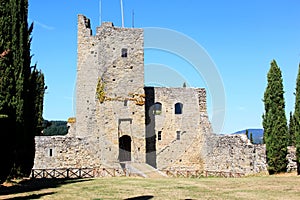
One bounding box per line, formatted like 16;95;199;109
287;146;297;172
33;136;102;169
203;134;267;175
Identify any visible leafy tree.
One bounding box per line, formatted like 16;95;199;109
292;63;300;175
262;60;288;174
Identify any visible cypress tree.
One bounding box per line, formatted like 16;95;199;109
8;0;34;177
0;0;45;180
250;132;254;144
293;63;300;175
27;65;45;167
0;0;17;183
288;111;296;146
245;129;249;139
262;60;288;174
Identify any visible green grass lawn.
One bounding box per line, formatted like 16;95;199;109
1;174;300;200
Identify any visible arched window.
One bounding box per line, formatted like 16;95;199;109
153;102;162;115
175;102;183;114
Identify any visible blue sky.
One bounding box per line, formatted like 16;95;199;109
29;0;300;134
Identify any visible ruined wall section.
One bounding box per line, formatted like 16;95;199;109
76;14;100;138
148;87;209;170
287;146;297;172
33;136;102;169
203;134;267;175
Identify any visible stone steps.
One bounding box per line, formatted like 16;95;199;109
124;162;167;178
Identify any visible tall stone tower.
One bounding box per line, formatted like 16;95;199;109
76;15;145;165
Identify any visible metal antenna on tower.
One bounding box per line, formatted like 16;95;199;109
99;0;102;25
120;0;124;27
132;9;134;28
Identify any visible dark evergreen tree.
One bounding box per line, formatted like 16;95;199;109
245;129;249;139
292;63;300;175
0;0;17;183
43;121;68;136
19;65;45;176
288;111;296;146
250;132;254;144
262;60;288;174
0;0;45;181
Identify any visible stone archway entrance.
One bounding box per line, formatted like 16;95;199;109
119;135;131;162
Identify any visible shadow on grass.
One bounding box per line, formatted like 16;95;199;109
4;192;55;200
0;178;92;197
124;195;154;200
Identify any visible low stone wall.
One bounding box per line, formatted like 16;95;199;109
33;136;101;169
287;146;297;172
203;134;268;175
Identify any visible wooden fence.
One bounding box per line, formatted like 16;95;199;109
31;168;244;179
31;167;128;179
164;170;245;178
31;168;94;179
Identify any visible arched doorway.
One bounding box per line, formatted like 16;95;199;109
119;135;131;162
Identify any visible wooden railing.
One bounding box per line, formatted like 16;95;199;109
31;168;95;179
164;170;245;178
31;167;129;179
31;168;245;179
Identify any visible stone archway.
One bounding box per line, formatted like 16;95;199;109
119;135;131;162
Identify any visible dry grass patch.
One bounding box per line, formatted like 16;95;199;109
1;175;300;200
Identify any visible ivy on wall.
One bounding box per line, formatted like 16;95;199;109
96;78;145;105
96;78;105;103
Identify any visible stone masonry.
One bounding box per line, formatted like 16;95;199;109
203;134;267;174
33;14;275;176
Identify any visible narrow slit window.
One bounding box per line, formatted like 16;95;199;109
176;131;180;140
49;149;53;157
158;131;162;141
121;48;128;57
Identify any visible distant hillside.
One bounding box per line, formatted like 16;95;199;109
233;129;264;144
42;120;68;136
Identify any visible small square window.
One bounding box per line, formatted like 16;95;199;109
121;48;127;57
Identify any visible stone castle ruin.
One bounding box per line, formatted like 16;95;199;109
33;15;269;176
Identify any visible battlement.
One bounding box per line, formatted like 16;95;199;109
100;21;114;27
